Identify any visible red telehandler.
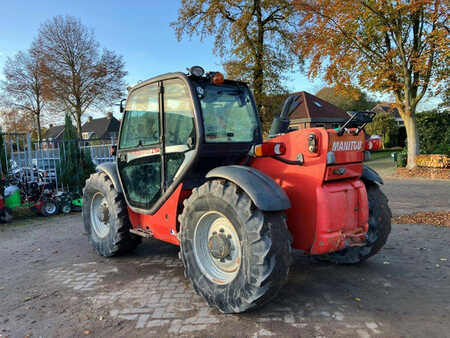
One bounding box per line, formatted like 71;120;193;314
83;66;391;313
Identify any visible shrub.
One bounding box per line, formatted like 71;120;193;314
59;114;96;193
397;148;408;167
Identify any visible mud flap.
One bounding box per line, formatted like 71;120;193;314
206;165;291;211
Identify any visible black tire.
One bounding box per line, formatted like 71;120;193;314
319;182;392;264
61;203;72;214
41;200;59;216
0;207;13;223
179;180;292;313
83;172;140;257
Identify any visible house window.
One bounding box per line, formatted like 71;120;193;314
82;132;94;139
313;101;323;108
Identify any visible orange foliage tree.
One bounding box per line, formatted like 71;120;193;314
0;107;35;134
295;0;448;168
172;0;302;125
1;48;50;142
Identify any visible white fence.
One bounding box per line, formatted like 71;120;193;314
1;132;116;192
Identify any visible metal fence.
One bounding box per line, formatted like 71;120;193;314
1;132;116;192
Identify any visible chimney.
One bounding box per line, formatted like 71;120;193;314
49;123;54;128
106;112;113;120
88;116;93;122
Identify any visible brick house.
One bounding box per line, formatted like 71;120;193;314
287;91;350;130
45;112;120;141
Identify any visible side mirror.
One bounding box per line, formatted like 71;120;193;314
119;98;126;113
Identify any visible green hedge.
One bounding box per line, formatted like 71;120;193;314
417;111;450;156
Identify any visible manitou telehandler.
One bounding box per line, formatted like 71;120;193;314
83;66;391;313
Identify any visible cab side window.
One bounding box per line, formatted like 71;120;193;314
120;84;160;149
164;79;195;147
164;79;195;186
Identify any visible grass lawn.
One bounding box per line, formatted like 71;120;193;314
368;149;399;161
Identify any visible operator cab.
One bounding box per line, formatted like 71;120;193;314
116;66;262;214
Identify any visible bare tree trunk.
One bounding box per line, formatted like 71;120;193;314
253;0;265;120
36;114;42;143
75;109;82;139
403;112;419;169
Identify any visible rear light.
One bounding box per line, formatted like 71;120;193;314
308;133;318;153
252;142;286;157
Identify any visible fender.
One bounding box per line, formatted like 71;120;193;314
206;165;291;211
96;162;122;193
361;165;384;185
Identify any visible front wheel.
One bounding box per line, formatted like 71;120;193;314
319;182;392;264
41;200;59;217
179;180;292;313
83;172;140;257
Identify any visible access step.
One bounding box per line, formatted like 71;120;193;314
129;228;153;238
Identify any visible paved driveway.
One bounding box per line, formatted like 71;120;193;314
0;179;449;337
382;178;450;216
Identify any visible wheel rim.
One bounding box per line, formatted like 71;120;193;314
90;192;110;238
62;204;71;214
44;202;56;215
193;211;242;285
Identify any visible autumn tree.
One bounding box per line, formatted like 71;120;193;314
0;107;35;134
34;15;127;138
316;86;376;112
172;0;302;124
295;0;449;168
1;48;49;141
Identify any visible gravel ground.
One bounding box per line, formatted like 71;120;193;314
0;178;449;337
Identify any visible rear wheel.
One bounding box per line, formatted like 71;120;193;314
179;180;292;313
83;172;140;257
319;182;392;264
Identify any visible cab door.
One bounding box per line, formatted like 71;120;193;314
117;82;163;210
163;78;196;189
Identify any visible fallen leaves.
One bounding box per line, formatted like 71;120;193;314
396;167;450;180
354;297;361;302
392;211;450;226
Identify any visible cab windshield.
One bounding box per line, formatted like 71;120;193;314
198;84;259;143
